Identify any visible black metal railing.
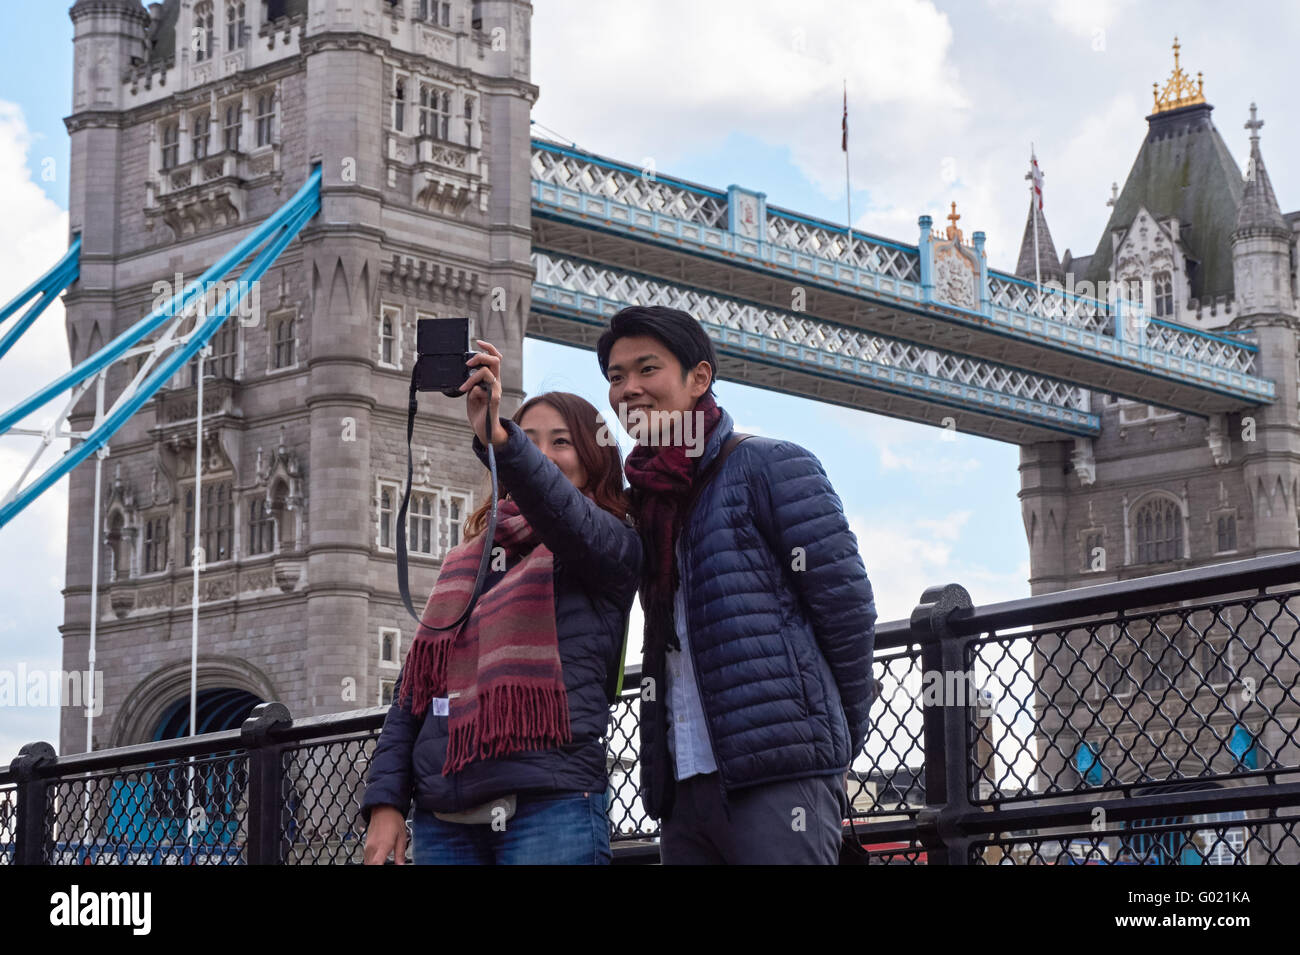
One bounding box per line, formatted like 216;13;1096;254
4;549;1300;864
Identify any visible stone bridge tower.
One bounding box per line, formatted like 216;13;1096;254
1015;42;1299;858
61;0;536;757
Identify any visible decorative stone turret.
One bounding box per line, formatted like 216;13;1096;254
1231;104;1296;321
1015;198;1064;287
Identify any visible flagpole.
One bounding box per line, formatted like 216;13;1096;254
1030;144;1042;313
843;79;853;263
186;341;207;859
82;370;107;846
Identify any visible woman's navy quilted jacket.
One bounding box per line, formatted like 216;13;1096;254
358;417;642;823
639;405;877;821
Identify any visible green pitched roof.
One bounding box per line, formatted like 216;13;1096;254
1084;103;1244;302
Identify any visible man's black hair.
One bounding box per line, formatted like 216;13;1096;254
595;305;718;396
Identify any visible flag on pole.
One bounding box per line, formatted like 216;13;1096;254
842;82;848;152
842;80;853;254
1025;144;1044;301
1029;147;1044;211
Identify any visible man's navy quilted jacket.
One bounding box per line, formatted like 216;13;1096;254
639;404;877;821
358;417;642;824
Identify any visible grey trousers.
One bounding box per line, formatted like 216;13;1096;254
659;772;847;865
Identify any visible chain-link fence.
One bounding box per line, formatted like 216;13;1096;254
4;551;1300;863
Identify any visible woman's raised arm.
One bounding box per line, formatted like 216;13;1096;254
457;339;641;601
471;418;641;601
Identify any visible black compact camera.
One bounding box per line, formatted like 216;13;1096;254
414;317;474;397
397;315;498;628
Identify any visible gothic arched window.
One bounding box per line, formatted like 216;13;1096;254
192;111;211;160
194;2;215;62
380;315;395;365
143;515;169;573
273;314;295;368
160;122;179;170
270;480;290;550
223;100;242;153
418;84;452;140
393;78;407;132
184;481;234;566
255;92;275;147
248;497;275;555
1134;497;1183;564
107;512;126;582
409;492;436;555
1154;271;1173;317
1216;514;1237;553
226;1;247;50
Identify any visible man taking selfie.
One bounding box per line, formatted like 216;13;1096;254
596;305;877;864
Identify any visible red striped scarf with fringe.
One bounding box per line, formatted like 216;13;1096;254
397;498;571;774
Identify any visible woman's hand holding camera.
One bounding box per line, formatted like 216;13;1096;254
461;338;509;449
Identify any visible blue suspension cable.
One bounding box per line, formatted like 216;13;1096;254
0;166;321;528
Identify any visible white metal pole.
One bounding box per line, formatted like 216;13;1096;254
1031;147;1042;312
844;81;853;263
1032;194;1042;309
186;343;208;857
81;369;108;845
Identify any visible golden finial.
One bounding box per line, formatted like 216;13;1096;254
945;201;963;243
1153;36;1206;113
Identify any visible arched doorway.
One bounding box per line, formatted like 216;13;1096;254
106;688;263;862
151;687;262;739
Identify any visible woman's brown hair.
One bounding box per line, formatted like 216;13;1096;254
462;391;629;541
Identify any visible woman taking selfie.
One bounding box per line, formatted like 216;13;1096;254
360;340;641;865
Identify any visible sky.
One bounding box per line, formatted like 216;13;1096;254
0;0;1295;765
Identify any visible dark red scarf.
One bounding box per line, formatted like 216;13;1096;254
622;392;724;659
398;498;571;775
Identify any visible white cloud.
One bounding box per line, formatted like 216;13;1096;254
534;0;967;225
731;422;769;438
0;100;72;763
848;510;1029;623
0;102;72;430
983;0;1135;35
809;400;990;481
1048;91;1144;261
534;0;1289;292
535;0;965;149
878;443;982;481
914;512;971;541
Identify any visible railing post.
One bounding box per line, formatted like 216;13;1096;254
911;583;974;865
971;231;990;315
917;215;934;302
241;702;292;865
10;741;56;865
725;184;767;256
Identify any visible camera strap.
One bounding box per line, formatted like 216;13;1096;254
395;375;499;630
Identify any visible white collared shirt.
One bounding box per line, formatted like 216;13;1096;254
664;535;718;780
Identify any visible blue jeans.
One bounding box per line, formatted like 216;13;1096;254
411;791;612;865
